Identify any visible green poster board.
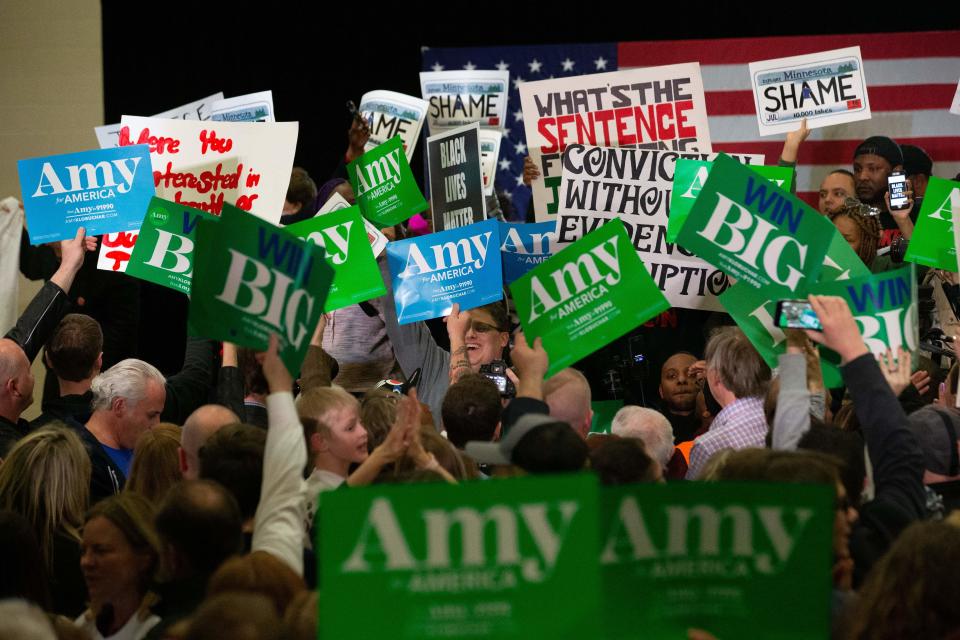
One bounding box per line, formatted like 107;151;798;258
125;197;220;294
718;283;787;370
510;219;669;378
590;399;624;434
904;176;960;271
189;203;333;375
676;154;833;299
349;135;428;228
319;474;600;640
669;161;794;243
819;230;872;283
810;264;918;388
600;482;833;639
284;205;386;312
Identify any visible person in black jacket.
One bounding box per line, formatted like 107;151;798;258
30;313;103;429
804;295;928;586
1;227;95;456
74;358;167;503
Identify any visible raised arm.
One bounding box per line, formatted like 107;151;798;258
300;314;338;393
805;295;926;519
378;257;450;424
253;335;307;576
5;227;96;362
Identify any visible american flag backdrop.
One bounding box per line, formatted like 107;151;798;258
422;30;960;219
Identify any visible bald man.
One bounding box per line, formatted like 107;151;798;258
658;351;701;443
543;368;593;439
0;341;34;456
179;404;241;479
0;227;93;456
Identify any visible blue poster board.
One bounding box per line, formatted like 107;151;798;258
18;144;154;244
499;221;555;284
387;218;503;324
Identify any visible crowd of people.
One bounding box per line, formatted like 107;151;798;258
1;71;960;640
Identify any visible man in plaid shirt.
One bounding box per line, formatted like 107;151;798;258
686;327;772;479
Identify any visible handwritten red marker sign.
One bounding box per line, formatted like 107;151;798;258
97;231;139;272
118;116;299;225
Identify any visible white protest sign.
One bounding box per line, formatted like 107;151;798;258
554;146;764;311
478;128;502;196
317;192;388;258
118;116;298;224
519;63;713;222
419;70;509;134
951;78;960;116
359;90;428;161
96;231;139;273
749;47;871;136
94;92;224;149
208;90;275;122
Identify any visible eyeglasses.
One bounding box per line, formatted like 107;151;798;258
468;320;505;334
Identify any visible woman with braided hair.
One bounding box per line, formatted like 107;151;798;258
828;205;895;273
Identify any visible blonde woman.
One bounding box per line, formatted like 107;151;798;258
125;423;181;506
0;424;91;616
77;492;162;640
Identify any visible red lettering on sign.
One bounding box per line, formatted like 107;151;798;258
674;100;697;138
614;107;636;146
117;126;180;154
102;232;138;248
235;194;259;211
199;129;234;154
538;118;559;154
104;251;131;271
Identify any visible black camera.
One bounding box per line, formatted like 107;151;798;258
479;360;516;398
889;236;908;264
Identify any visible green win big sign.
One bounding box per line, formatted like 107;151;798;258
676;153;834;298
189;203;333;375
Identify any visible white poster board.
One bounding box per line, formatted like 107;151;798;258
555;147;764;311
359;90;428;161
748;47;871;136
208;90;275;122
419;70;509;134
519;63;713;221
118;116;298;224
94;93;224;149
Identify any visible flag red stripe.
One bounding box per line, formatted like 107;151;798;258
713;137;960;165
618;31;960;66
796;192;819;208
705;84;958;116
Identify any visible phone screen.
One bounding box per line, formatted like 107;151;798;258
776;300;822;330
888;171;909;210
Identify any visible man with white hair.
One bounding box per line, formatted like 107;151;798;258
74;358;167;502
611;406;687;479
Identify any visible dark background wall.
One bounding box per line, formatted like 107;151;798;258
100;4;958;377
102;6;956;187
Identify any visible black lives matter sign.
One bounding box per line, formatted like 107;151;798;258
427;122;486;232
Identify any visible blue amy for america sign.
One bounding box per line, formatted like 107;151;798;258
387;218;503;325
499;221;555;284
18;144;155;244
